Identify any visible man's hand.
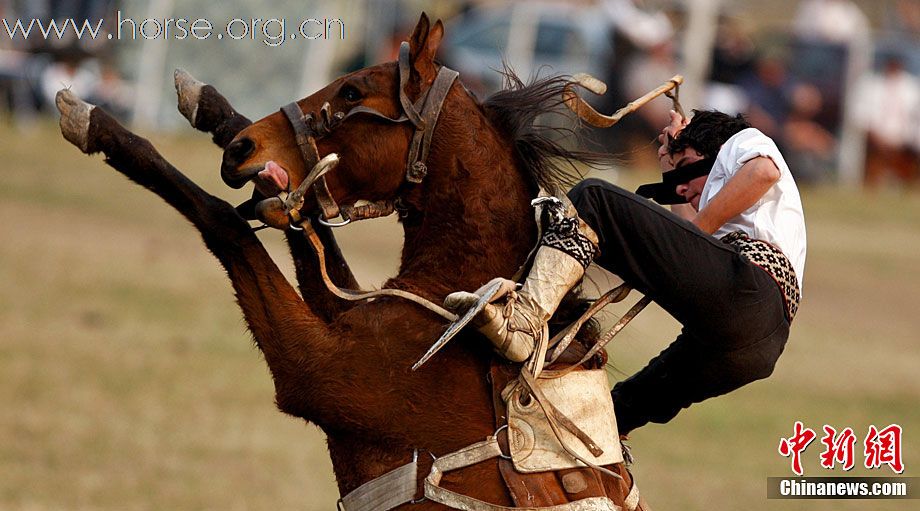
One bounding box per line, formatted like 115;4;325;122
657;110;689;171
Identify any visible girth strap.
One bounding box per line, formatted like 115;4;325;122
337;452;420;511
336;436;620;511
423;436;618;511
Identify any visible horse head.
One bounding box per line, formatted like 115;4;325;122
221;13;457;230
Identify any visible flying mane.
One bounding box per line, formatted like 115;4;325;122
482;67;612;194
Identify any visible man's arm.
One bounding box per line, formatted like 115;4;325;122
693;156;780;234
670;203;696;221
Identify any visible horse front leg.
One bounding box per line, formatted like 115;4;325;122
56;89;338;391
174;70;360;321
174;68;253;148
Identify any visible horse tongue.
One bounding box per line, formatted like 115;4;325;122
257;161;289;192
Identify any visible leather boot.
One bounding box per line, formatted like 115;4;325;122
445;196;598;362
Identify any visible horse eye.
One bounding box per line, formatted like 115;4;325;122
340;85;362;103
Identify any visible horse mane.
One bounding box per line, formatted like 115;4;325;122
481;66;612;194
481;66;612;356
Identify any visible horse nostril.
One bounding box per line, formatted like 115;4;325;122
225;137;255;166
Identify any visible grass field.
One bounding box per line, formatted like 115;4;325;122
1;120;918;510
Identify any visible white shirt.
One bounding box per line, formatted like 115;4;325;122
698;128;807;291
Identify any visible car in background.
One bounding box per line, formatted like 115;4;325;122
441;2;615;96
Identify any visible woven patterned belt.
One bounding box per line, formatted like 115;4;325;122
721;231;800;321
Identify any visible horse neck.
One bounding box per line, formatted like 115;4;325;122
394;108;537;296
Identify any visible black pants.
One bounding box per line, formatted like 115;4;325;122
568;179;790;434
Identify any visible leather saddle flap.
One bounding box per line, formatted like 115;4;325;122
506;369;623;473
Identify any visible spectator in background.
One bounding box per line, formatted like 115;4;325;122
791;0;869;142
852;57;920;189
623;39;678;143
710;15;756;85
782;83;836;184
600;0;676;163
39;48;99;109
738;53;794;141
793;0;869;45
704;15;755;116
3;0;127;119
600;0;673;51
892;0;920;36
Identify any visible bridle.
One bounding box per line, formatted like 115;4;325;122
278;41;459;228
250;40;464;323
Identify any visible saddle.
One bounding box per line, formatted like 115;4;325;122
331;194;649;511
490;346;641;511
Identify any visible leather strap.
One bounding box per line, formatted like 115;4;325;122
423;436;618;511
624;480;640;511
300;221;458;321
281;101;320;171
314;175;341;220
546;285;632;365
397;41;425;128
338;453;419;511
405;63;459;183
541;296;653;381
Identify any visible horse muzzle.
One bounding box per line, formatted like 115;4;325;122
221;136;259;188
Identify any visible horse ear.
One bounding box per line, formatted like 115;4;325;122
408;13;443;87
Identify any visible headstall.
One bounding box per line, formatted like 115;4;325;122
278;41;459;227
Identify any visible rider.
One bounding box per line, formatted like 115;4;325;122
445;109;806;435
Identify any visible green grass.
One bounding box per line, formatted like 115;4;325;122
1;121;918;510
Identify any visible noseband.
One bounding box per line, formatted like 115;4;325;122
279;41;459;227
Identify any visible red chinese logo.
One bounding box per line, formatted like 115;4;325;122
819;425;856;471
864;424;904;474
778;422;905;475
778;421;817;475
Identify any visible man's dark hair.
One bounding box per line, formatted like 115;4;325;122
668;110;751;160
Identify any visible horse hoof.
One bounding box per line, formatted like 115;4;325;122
175;68;204;126
56;89;95;153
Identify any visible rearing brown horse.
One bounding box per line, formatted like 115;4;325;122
57;13;638;510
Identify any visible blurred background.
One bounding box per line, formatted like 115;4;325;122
1;0;918;510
